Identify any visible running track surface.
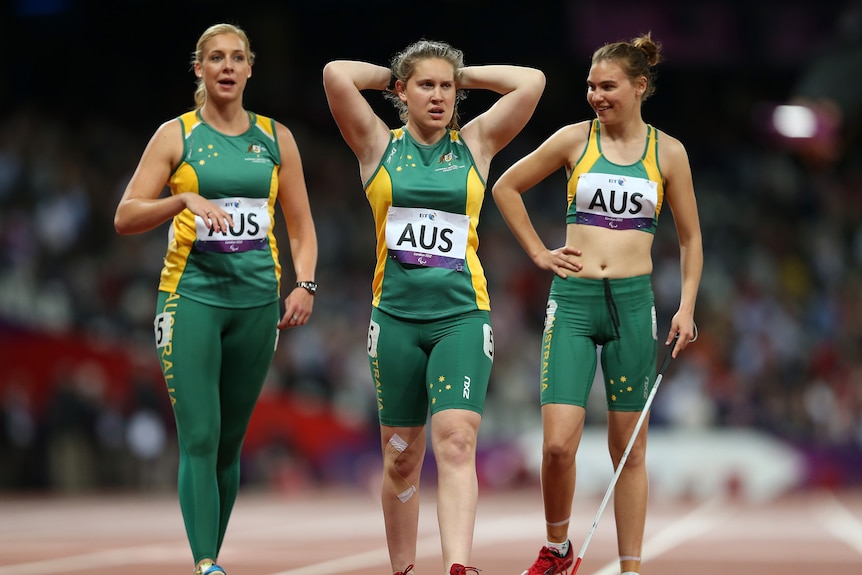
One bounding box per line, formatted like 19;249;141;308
1;487;861;575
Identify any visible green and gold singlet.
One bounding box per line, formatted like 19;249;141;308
566;119;665;234
159;110;283;308
364;128;490;320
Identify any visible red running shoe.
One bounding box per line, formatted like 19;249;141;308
521;545;573;575
450;565;480;575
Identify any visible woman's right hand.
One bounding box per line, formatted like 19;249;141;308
182;195;235;233
534;245;582;278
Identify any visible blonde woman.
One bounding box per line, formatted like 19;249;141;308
115;23;317;575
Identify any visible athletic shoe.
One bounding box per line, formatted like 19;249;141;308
395;565;414;575
196;563;226;575
521;545;573;575
450;564;480;575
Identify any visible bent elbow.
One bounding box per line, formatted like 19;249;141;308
491;183;509;204
526;68;547;94
114;212;133;236
322;61;344;90
533;68;547;88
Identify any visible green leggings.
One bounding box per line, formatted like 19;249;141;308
155;291;279;564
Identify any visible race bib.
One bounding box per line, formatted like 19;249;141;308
385;207;469;271
575;173;658;230
195;197;271;253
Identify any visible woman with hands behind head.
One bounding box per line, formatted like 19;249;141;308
492;33;701;575
323;40;544;575
114;22;317;575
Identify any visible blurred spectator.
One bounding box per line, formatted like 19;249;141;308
43;360;108;491
123;375;176;489
0;372;40;489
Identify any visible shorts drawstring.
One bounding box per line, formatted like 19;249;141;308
603;278;621;340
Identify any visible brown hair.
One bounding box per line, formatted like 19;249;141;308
592;32;662;101
191;23;256;109
383;39;467;130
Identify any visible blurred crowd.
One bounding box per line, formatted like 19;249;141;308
2;97;861;492
2;1;862;492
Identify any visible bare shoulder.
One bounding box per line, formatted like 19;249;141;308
655;127;691;164
141;117;184;165
539;120;592;164
273;119;293;139
151;117;182;144
554;120;592;143
273;120;301;152
655;128;695;198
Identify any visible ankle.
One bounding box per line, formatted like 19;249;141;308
547;539;570;557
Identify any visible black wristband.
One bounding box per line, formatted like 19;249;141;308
295;281;317;295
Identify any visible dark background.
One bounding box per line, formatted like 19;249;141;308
3;0;833;143
2;0;861;495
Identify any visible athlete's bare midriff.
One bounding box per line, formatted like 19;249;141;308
565;223;654;279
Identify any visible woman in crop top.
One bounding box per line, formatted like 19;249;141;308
493;33;702;575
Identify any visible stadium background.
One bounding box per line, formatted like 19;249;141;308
1;0;861;506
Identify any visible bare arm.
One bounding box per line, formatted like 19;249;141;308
275;122;319;329
492;123;588;277
322;60;392;172
459;65;546;171
114;119;233;235
660;131;703;356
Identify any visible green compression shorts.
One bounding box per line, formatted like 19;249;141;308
367;307;494;427
540;274;657;411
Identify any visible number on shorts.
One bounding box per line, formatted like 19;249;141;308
483;323;494;361
367;318;381;357
154;312;173;349
651;305;657;341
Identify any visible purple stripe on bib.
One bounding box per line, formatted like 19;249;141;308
390;250;465;272
195;238;268;253
576;213;653;231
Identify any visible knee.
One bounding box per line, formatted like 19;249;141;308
181;428;219;458
392;446;423;477
434;428;477;466
542;439;576;466
385;434;424;477
610;441;647;469
219;428;246;456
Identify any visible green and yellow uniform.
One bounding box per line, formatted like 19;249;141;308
159;110;284;305
154;110;282;564
542;119;663;411
365;128;494;426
